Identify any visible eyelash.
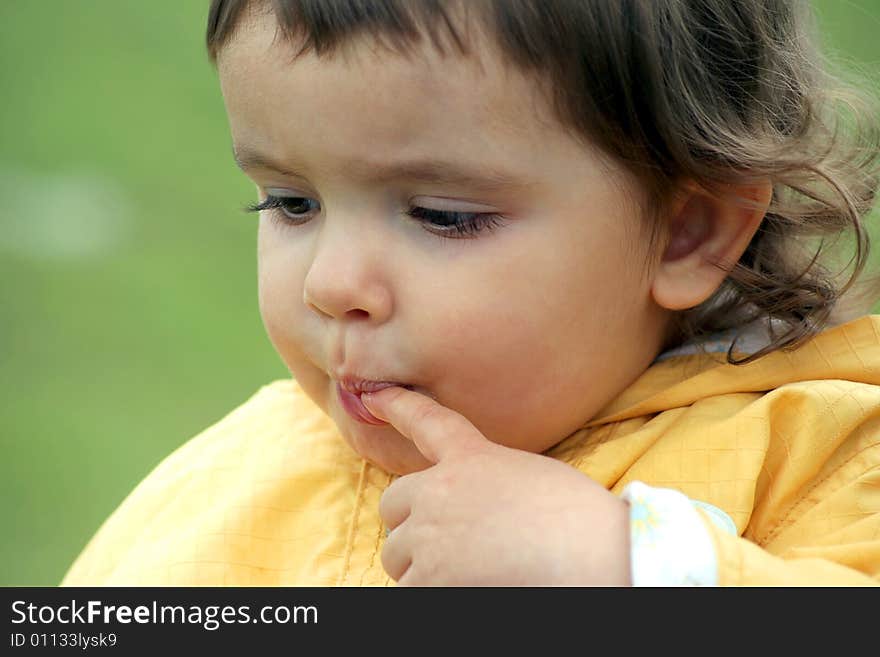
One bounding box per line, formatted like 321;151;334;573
244;194;504;239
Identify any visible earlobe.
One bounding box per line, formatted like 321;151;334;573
651;181;772;311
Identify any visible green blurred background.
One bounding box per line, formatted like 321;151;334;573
1;2;878;586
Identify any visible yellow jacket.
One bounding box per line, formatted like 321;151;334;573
62;316;880;586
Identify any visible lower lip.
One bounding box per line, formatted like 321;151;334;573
336;383;389;425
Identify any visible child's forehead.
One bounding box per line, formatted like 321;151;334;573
218;3;640;212
221;3;561;117
218;9;584;169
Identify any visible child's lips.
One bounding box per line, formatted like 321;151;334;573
335;378;416;424
339;379;410;395
336;382;400;424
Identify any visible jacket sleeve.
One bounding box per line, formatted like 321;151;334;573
701;465;880;586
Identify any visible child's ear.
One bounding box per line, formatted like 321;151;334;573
651;180;773;311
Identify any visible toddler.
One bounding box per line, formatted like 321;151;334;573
63;0;880;585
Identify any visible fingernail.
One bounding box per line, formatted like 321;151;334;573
360;392;386;422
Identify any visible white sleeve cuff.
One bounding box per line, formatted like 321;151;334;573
621;481;736;586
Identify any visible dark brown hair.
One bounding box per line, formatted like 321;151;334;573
206;0;880;363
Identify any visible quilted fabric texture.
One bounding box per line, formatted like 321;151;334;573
62;316;880;586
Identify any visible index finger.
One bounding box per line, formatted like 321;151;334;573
361;386;485;463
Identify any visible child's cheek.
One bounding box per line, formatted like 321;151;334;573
256;239;314;374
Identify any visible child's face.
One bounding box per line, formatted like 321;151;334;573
218;11;670;474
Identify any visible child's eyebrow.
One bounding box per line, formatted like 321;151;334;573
232;145;538;193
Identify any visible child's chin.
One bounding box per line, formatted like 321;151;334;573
345;429;432;475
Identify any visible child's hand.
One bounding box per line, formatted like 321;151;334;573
361;387;632;586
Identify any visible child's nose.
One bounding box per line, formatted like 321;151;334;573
301;217;392;323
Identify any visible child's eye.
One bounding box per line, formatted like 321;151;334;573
245;195;318;224
404;206;504;239
245;194;504;239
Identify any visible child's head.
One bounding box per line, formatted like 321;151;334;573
207;0;879;474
